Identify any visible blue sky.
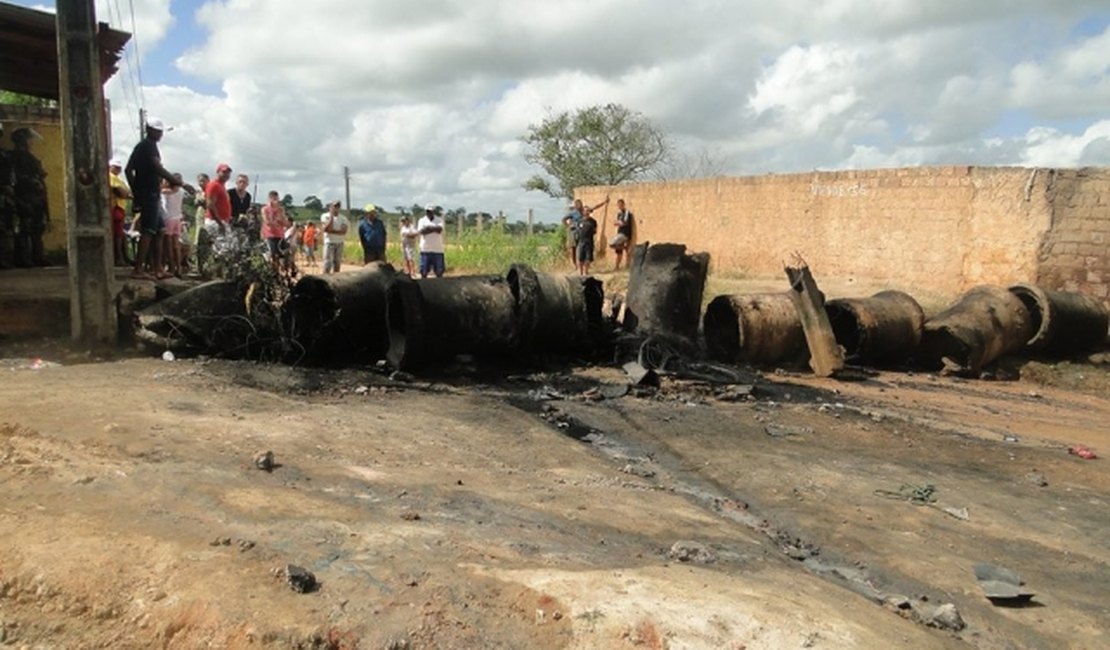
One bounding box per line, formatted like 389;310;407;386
12;1;1110;220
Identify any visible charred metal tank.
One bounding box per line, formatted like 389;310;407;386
703;292;806;364
134;280;253;356
623;242;709;346
284;263;396;364
1008;283;1109;356
507;264;604;352
386;273;519;370
825;290;925;366
919;286;1035;375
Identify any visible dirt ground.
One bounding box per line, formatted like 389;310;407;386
1;332;1107;649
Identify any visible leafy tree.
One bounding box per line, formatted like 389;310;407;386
281;194;294;208
652;146;730;181
394;205;409;216
303;195;323;211
0;90;55;108
522;103;669;198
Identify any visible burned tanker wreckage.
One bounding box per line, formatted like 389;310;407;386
132;243;1109;384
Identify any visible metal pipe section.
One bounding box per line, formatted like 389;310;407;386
507;264;604;352
386;273;519;370
624;242;710;346
284;262;396;364
703;292;806;364
825;290;925;366
1008;283;1109;356
919;286;1035;375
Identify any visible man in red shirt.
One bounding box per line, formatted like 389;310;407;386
204;163;233;238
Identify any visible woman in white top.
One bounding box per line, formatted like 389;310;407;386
161;173;186;278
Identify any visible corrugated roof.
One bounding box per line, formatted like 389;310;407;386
0;2;130;100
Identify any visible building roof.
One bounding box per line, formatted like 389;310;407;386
0;2;130;100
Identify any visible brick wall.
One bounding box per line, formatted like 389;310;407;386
578;165;1108;306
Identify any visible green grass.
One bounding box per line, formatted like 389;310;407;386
335;228;566;275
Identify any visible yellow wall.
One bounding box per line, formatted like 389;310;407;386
1;105;67;257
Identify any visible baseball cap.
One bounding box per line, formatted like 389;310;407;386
425;203;436;211
108;158;122;167
216;162;232;173
364;203;377;213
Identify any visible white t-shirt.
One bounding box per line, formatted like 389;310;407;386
400;223;420;249
162;188;184;220
417;215;445;253
320;211;348;245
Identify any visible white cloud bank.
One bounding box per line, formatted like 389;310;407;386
93;0;1110;221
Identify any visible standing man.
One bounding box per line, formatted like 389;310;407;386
229;173;252;235
125;117;180;279
108;158;132;265
358;203;387;264
609;198;635;270
260;190;289;270
320;200;348;274
0;121;14;269
204;163;233;239
417;203;445;278
576;206;598;276
10;127;50;267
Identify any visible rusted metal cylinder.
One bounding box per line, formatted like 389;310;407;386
624;242;710;345
1008;283;1109;356
825;290;925;366
507;264;604;352
285;263;396;364
386;273;519;370
919;286;1035;375
135;280;251;355
703;293;806;364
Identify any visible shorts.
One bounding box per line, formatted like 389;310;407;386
163;216;183;237
266;237;284;258
419;251;445;278
576;240;594;263
111;206;126;237
135;191;162;236
402;243;416;262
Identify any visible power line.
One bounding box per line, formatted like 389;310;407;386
126;0;146;107
104;0;139;136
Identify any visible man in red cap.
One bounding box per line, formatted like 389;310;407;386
204;163;233;240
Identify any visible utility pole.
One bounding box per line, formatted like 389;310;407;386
138;107;145;139
58;0;115;343
343;166;351;210
527;208;533;236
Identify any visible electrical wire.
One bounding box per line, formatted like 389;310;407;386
126;0;146;107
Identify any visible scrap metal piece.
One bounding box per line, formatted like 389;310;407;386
703;292;807;364
134;280;253;355
622;360;659;387
920;286;1035;375
1008;283;1109;356
785;256;845;377
973;563;1035;603
624;242;710;347
825;290;925;366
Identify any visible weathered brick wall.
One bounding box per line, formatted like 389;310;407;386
1036;168;1110;303
579;165;1107;304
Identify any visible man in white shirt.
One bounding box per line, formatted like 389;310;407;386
320;200;349;274
417;203;445;278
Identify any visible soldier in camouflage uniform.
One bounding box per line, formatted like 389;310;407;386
0;121;15;269
10;127;50;267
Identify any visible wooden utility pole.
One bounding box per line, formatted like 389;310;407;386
343;166;351;210
57;0;116;344
527;208;533;236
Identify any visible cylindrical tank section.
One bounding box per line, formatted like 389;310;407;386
507;264;604;352
386;274;520;370
624;242;709;345
1008;283;1109;356
825;290;925;366
285;263;395;364
919;286;1035;375
703;293;806;364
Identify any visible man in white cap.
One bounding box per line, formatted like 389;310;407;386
108;157;132;265
124;117;181;279
358;203;386;264
417;203;445;278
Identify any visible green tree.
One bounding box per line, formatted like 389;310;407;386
303;195;323;211
281;194;294;208
521;103;669;198
0;90;55;108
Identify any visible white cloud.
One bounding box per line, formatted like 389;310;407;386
84;0;1110;222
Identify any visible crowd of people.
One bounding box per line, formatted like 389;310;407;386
112;118;459;281
562;196;635;275
0;115;639;282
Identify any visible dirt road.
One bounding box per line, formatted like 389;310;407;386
1;350;1107;649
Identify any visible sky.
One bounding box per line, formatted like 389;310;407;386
15;0;1110;222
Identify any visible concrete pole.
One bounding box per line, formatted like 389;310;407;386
57;0;116;344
